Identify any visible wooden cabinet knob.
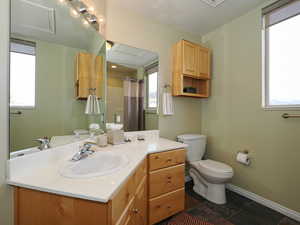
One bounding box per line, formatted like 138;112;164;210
156;205;161;209
167;176;172;179
132;208;139;214
167;158;172;162
167;206;172;209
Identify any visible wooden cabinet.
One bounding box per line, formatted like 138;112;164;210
148;149;186;225
75;52;104;99
14;149;186;225
182;40;198;76
149;189;185;225
14;159;147;225
172;40;211;98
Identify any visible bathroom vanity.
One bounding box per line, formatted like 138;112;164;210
8;134;187;225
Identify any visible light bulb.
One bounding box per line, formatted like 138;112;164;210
98;15;105;23
88;6;95;13
70;9;79;18
58;0;66;4
82;19;89;27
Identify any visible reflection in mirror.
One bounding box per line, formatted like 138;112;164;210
10;0;106;157
106;41;159;132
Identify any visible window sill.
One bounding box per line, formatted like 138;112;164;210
262;105;300;111
145;109;158;114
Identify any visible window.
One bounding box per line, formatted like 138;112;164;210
263;0;300;109
146;65;158;109
10;39;36;108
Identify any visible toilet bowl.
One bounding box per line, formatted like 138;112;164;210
177;134;234;205
189;159;233;204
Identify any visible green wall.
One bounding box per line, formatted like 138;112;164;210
10;39;89;152
201;1;300;213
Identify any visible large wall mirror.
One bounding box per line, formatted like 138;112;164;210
106;41;159;132
9;0;160;158
10;0;106;157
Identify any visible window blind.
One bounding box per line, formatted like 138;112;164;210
10;39;36;55
263;0;300;28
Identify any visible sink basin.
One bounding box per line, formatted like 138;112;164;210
60;151;128;178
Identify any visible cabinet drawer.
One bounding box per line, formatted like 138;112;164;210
112;159;146;225
148;149;185;171
148;188;185;225
149;164;185;198
115;197;135;225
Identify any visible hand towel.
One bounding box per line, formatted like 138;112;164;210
163;92;174;115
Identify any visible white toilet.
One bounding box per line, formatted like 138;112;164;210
177;134;234;205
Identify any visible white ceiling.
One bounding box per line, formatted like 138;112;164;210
110;0;269;35
11;0;104;51
107;43;158;69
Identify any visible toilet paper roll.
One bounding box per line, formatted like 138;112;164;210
236;152;250;165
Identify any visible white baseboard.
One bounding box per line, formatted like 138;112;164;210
226;184;300;222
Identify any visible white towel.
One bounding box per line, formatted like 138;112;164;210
163;92;174;115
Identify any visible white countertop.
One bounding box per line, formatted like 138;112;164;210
7;135;187;203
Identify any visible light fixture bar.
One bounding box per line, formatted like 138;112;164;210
68;0;100;31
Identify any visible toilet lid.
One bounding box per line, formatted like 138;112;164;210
198;160;233;174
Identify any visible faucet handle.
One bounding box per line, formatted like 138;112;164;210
34;137;51;150
34;137;49;143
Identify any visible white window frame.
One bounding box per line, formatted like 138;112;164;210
10;39;36;109
145;64;159;113
262;0;300;110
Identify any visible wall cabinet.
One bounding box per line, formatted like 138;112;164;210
75;52;104;99
172;40;211;98
14;149;186;225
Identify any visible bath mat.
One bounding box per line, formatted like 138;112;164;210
167;212;214;225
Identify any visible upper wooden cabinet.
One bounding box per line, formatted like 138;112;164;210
75;52;104;99
172;40;211;98
182;40;198;76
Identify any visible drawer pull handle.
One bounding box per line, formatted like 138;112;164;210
167;158;172;162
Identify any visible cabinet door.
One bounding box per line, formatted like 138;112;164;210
182;40;198;76
133;178;147;225
95;55;104;98
76;53;104;99
198;47;210;79
76;53;92;98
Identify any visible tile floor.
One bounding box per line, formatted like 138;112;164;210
156;182;300;225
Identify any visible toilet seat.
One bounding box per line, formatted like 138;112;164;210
191;159;233;178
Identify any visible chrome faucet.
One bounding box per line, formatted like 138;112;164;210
71;143;95;161
34;137;51;150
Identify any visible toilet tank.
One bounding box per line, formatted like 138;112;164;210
177;134;207;162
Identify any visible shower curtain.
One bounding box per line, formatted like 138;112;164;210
123;79;145;131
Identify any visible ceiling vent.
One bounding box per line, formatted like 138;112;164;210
201;0;226;7
12;0;56;34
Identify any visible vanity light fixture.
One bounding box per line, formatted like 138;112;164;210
64;0;102;31
111;65;117;69
106;41;114;50
201;0;226;7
